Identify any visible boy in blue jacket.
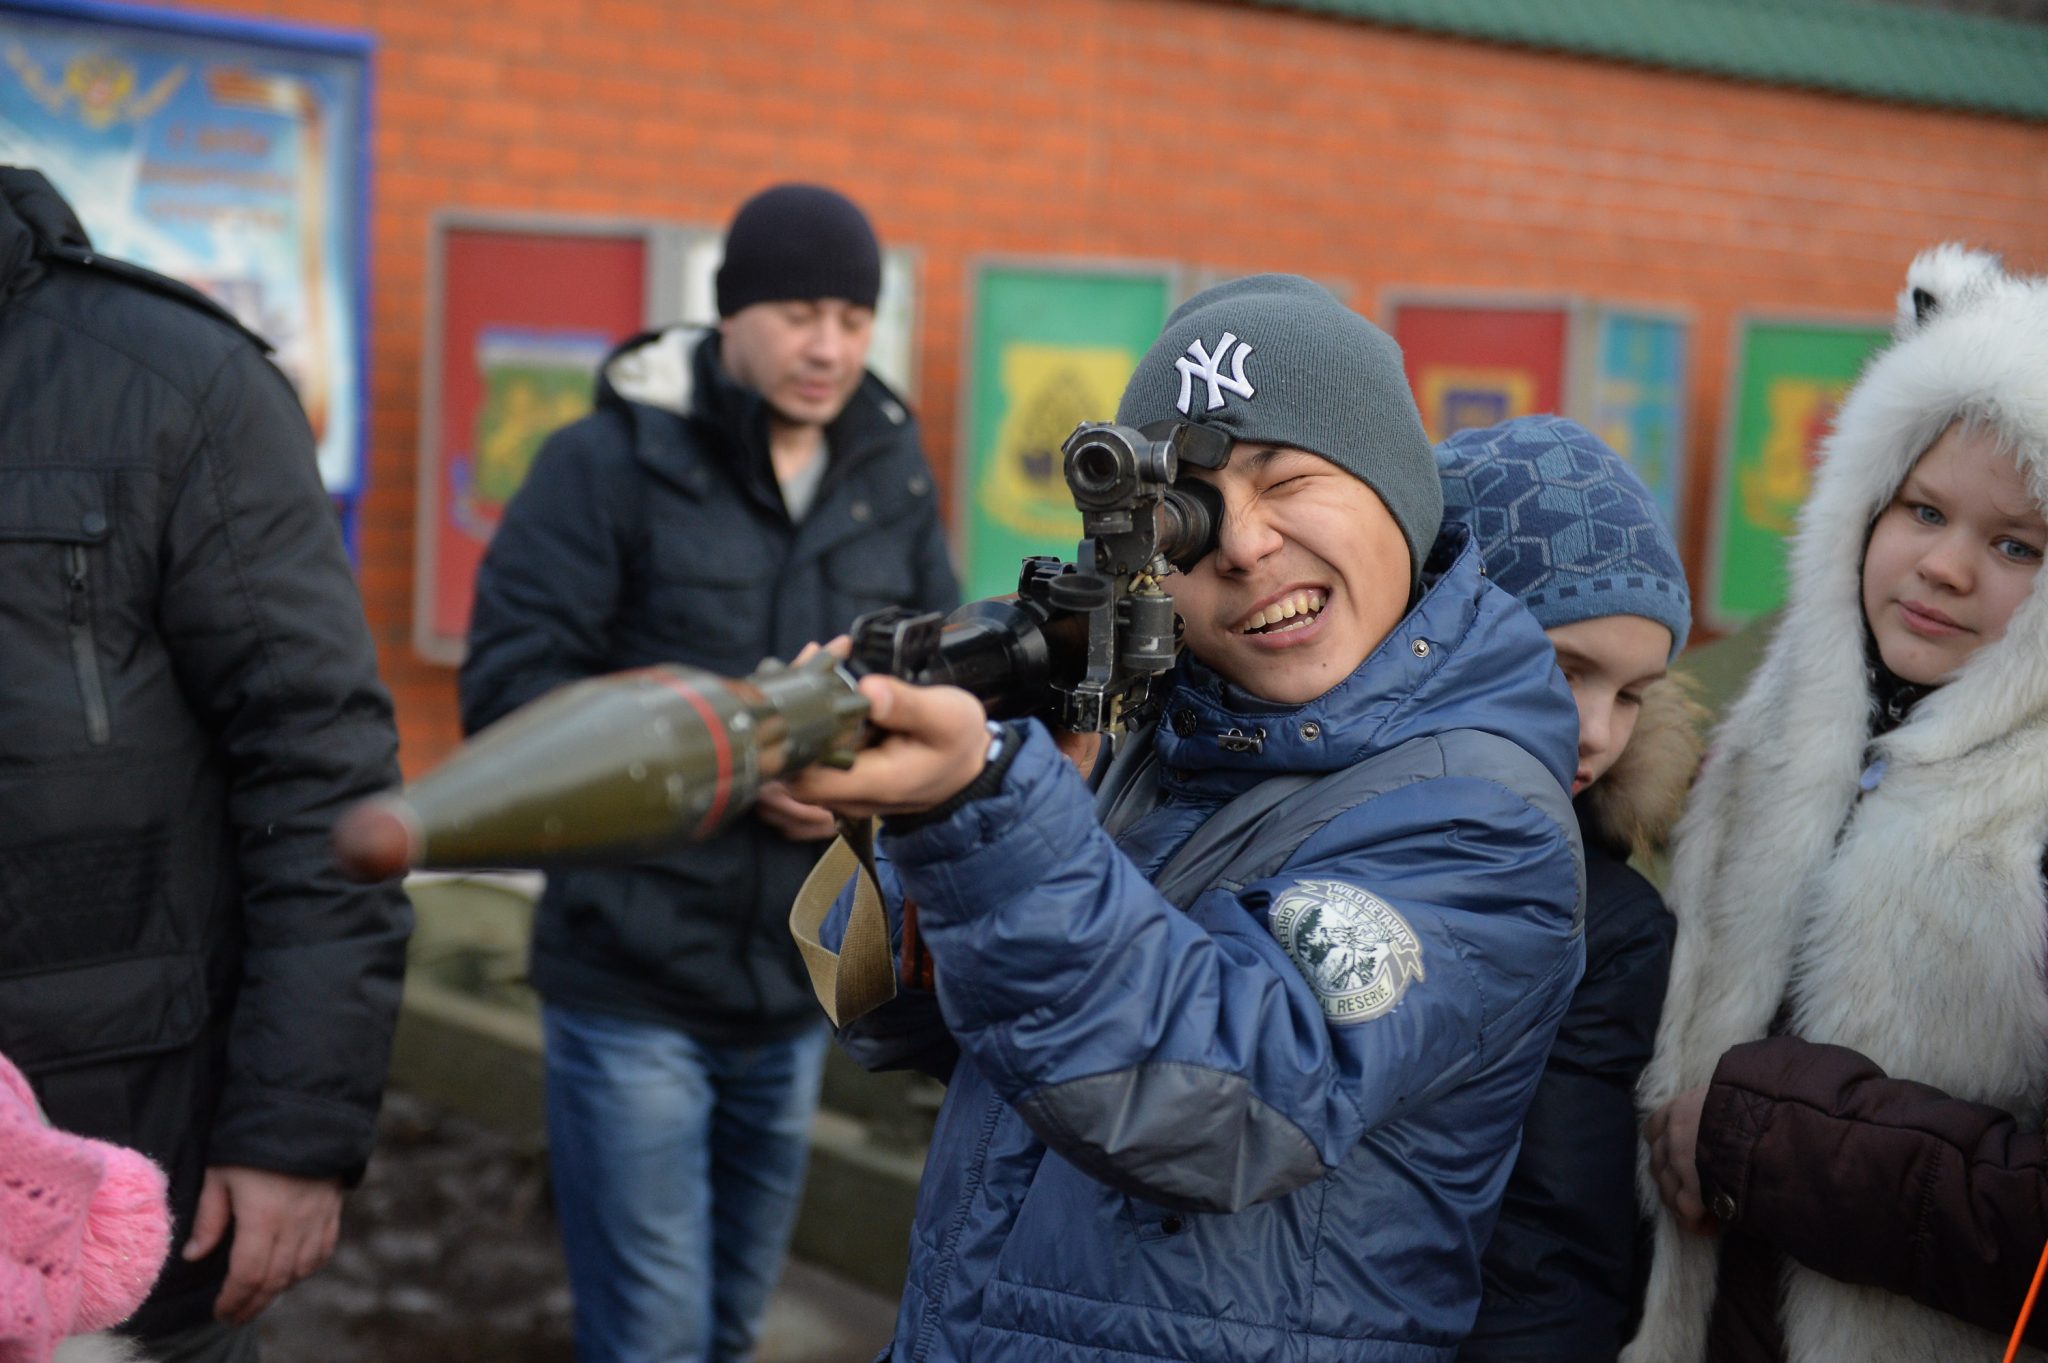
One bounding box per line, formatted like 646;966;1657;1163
789;275;1586;1363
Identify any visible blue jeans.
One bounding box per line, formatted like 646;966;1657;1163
543;1004;830;1363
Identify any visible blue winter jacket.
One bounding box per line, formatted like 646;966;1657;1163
825;527;1586;1363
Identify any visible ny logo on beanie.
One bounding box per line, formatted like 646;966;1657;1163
1175;332;1256;414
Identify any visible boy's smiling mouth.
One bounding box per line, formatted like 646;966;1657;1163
1237;588;1328;636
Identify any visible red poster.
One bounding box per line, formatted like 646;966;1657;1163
417;225;648;662
1388;302;1570;443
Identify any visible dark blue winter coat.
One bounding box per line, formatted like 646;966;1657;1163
826;527;1585;1363
462;328;957;1041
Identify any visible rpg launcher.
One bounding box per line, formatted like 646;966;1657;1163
332;420;1228;881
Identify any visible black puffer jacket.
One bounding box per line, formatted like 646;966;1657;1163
1460;677;1701;1362
460;327;958;1041
0;169;410;1339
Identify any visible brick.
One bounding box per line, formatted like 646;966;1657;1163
411;49;501;89
223;0;2048;744
369;4;459;44
592;0;666;32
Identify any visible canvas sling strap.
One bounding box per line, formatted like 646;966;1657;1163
790;815;895;1027
790;724;1583;1027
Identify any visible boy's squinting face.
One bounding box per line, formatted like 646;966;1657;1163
1166;444;1412;705
1861;422;2045;687
1545;615;1672;796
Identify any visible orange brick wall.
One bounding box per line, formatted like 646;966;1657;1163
137;0;2048;775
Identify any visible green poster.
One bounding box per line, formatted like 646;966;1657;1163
1711;319;1891;625
961;264;1174;600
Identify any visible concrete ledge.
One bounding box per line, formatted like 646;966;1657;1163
389;976;547;1145
389;888;927;1299
791;1109;923;1298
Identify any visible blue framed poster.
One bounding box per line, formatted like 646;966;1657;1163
0;0;371;520
1583;309;1689;525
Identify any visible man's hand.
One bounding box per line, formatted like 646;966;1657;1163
784;674;991;820
183;1166;344;1324
755;781;841;841
1645;1086;1718;1236
1051;728;1101;779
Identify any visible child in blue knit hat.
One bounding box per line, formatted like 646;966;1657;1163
1437;413;1703;1363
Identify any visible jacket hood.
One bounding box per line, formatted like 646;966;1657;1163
1740;246;2048;779
1581;672;1706;859
599;323;911;425
593;324;914;500
0;167;89;304
1155;521;1579;799
599;323;702;415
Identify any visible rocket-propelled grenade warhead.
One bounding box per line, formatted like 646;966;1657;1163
335;419;1229;882
332;652;868;880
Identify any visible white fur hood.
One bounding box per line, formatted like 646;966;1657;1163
1777;245;2048;770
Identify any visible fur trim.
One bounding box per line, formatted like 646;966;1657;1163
1625;251;2048;1363
1895;243;2008;338
52;1335;151;1363
1582;673;1706;859
604;325;703;414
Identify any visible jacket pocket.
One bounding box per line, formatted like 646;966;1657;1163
0;950;209;1072
990;1150;1317;1333
643;520;779;671
0;827;170;972
826;538;917;608
65;544;111;744
0;467;114;749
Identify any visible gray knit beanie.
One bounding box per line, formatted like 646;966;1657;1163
1116;274;1443;586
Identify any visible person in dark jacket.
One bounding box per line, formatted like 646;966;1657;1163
1629;248;2048;1363
460;183;957;1363
789;275;1585;1363
0;168;410;1363
1436;416;1703;1362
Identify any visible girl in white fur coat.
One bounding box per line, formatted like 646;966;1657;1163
1625;247;2048;1363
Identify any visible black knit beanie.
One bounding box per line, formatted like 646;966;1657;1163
715;183;881;317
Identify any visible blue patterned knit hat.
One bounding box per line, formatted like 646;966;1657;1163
1436;415;1691;658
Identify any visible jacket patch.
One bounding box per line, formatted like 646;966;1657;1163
1267;879;1423;1023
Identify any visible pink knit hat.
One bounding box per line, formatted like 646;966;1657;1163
0;1052;171;1363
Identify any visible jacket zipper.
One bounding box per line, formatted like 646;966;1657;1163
65;544;111;745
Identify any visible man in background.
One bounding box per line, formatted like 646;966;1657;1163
461;182;957;1363
0;166;411;1363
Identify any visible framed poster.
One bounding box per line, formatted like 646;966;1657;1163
1577;308;1690;525
1383;295;1572;444
958;260;1176;601
662;228;921;398
414;216;655;663
0;0;370;514
1707;316;1890;627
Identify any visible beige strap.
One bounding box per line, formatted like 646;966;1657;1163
789;817;897;1026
